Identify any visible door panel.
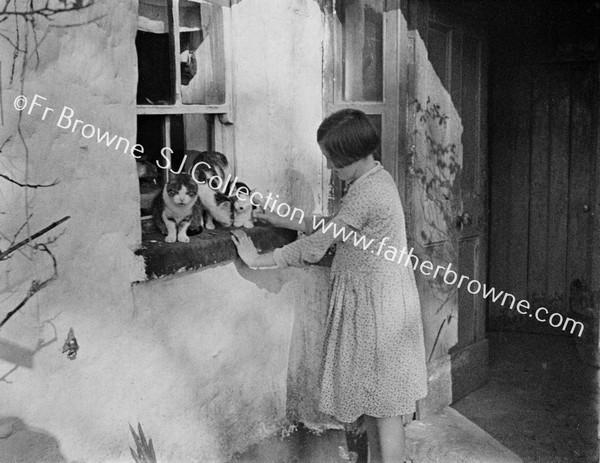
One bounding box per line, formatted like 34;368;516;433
457;33;486;351
547;66;570;305
489;62;598;332
528;71;550;304
456;236;478;350
567;64;596;287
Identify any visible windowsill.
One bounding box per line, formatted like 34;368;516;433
135;222;299;280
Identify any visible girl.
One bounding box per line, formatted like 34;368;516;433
231;109;428;463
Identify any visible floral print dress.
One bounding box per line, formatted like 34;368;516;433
273;162;428;423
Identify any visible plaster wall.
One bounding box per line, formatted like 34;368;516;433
231;0;328;216
0;0;330;461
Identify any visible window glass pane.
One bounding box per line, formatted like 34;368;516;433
137;0;174;104
366;114;382;163
338;0;384;102
184;114;213;153
180;1;226;104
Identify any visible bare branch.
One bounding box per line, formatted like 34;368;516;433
0;136;11;151
0;1;94;19
0;215;69;261
9;213;33;245
47;13;106;28
0;365;18;384
0;172;59;188
0;243;58;328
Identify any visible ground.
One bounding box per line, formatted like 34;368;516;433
453;331;598;463
0;332;595;462
234;331;598;463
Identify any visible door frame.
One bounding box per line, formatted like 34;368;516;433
404;0;490;417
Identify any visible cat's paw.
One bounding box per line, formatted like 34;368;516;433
165;234;177;243
177;234;190;243
243;222;254;229
205;222;215;230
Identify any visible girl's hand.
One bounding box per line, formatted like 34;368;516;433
252;206;290;228
231;230;259;267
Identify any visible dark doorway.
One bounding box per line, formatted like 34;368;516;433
450;1;599;461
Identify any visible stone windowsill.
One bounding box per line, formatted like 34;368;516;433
135;220;334;280
135;221;296;280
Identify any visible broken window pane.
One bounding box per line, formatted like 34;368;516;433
338;0;384;102
137;0;174;104
366;114;382;162
180;0;226;105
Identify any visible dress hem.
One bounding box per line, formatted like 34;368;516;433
318;393;427;424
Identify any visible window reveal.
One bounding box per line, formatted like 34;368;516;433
135;0;232;219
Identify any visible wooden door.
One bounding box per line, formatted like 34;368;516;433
451;31;488;396
405;1;489;416
489;62;598;340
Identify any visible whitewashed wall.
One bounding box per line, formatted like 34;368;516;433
0;0;330;461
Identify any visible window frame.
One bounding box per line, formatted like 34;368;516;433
136;0;234;223
136;0;234;189
322;0;407;212
136;0;234;117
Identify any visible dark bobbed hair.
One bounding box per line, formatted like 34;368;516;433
316;109;380;168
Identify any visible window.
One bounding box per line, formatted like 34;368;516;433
133;0;299;279
324;0;406;209
135;0;233;217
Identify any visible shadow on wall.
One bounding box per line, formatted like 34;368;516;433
0;417;67;463
232;168;318;294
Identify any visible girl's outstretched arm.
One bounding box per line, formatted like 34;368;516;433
253;208;326;234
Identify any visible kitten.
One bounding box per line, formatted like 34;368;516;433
184;150;233;229
229;181;255;228
152;174;202;243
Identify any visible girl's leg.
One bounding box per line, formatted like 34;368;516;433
364;415;406;463
364;415;382;462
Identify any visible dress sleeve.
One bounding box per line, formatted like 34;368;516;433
272;216;349;268
273;187;371;268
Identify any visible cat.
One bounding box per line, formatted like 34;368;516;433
152;174;202;243
184;150;233;229
228;181;255;228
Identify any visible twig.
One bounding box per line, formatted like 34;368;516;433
48;14;106;28
0;136;10;151
0;215;69;261
9;213;32;245
0;60;3;126
0;172;58;188
0;243;57;328
0;365;17;383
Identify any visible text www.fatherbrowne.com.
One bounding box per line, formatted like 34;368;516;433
313;216;585;337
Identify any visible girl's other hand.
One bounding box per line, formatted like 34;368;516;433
231;230;259;267
252;206;288;227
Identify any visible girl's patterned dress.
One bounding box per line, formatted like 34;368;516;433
273;162;428;423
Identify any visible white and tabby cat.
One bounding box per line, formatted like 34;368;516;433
152;174;202;243
185;150;233;229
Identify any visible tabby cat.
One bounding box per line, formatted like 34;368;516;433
152;174;202;243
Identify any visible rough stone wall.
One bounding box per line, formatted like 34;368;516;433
409;32;463;362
